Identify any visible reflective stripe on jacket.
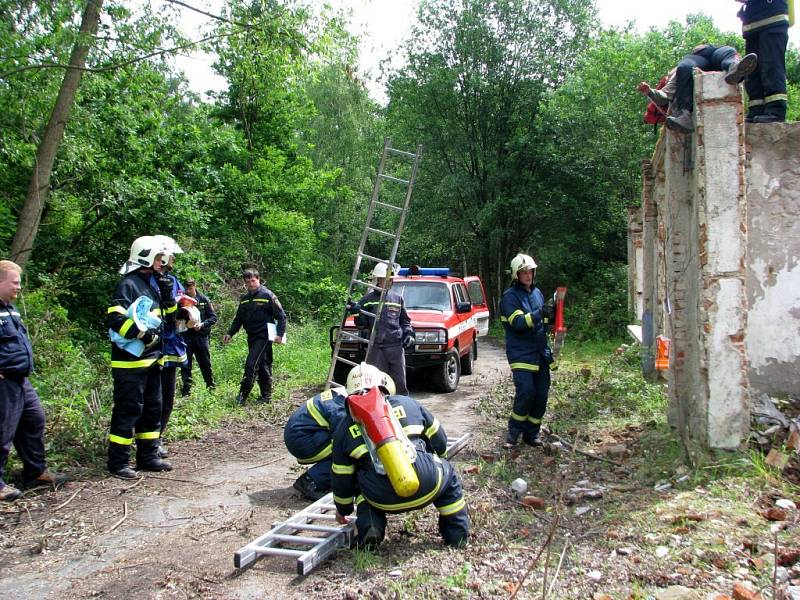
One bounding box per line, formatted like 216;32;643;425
739;0;790;34
227;286;287;339
108;271;163;371
354;289;413;348
331;394;447;516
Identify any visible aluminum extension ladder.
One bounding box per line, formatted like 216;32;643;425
233;433;471;575
325;138;423;390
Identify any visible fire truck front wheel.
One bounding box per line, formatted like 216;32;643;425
460;341;475;376
433;349;461;393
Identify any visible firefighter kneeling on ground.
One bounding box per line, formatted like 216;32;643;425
284;385;348;501
331;363;469;549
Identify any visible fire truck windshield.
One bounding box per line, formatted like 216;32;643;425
394;282;450;312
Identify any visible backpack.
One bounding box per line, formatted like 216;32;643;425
643;75;670;126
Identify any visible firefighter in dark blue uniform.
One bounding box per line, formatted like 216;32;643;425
179;279;217;396
150;236;187;458
331;364;469;548
223;268;287;405
0;261;67;501
737;0;791;123
284;387;348;500
499;253;555;447
348;262;415;395
107;236;175;479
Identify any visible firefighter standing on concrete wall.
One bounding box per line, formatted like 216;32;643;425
737;0;792;123
499;254;555;448
347;262;415;395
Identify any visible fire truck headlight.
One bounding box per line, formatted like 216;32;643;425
415;330;446;344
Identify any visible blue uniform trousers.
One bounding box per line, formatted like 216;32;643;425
745;26;789;119
284;427;333;490
368;345;408;395
355;458;469;547
0;378;47;485
508;357;551;441
240;335;272;400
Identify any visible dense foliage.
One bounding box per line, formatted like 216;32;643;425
0;1;798;466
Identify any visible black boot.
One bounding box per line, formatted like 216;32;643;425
136;440;173;472
108;441;136;479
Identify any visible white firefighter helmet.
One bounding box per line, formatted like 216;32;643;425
346;362;396;396
510;253;537;277
371;261;399;281
119;236;170;275
153;235;183;256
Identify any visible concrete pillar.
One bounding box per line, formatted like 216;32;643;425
693;71;749;449
627;206;644;321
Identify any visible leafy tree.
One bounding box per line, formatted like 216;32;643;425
384;0;597;306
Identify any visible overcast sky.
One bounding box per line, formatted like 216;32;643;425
170;0;799;101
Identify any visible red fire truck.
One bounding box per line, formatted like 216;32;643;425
330;266;490;392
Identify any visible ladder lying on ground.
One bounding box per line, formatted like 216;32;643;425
325;138;423;390
234;433;471;575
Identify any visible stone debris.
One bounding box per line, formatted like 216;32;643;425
776;498;797;511
653;585;701;599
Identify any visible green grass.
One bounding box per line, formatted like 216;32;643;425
8;320;333;481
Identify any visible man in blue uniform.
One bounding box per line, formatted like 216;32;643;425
499;253;555;447
331;364;469;549
0;260;67;501
348;262;415;395
223;268;287;405
107;236;175;479
284;386;348;500
737;0;791;123
179;279;217;396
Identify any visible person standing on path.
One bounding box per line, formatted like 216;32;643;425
179;279;217;396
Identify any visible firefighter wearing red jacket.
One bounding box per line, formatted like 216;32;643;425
331;364;469;548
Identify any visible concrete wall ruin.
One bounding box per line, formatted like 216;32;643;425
628;70;800;450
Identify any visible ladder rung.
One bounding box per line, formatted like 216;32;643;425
335;356;358;368
352;278;383;292
270;533;326;545
387;147;417;158
359;252;387;264
282;523;343;534
374;200;403;212
302;514;337;521
366;226;396;238
254;546;305;558
380;173;409;185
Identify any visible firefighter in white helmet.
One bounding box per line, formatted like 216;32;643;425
107;236;175;479
346;262;415;395
331;363;469;549
499;253;555;447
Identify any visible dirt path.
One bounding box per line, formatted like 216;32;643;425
0;339;509;600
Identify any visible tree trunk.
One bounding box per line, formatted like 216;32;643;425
9;0;103;267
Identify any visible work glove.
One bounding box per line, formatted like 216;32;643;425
138;328;160;348
542;302;555;322
156;273;175;303
346;300;361;315
402;335;416;350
